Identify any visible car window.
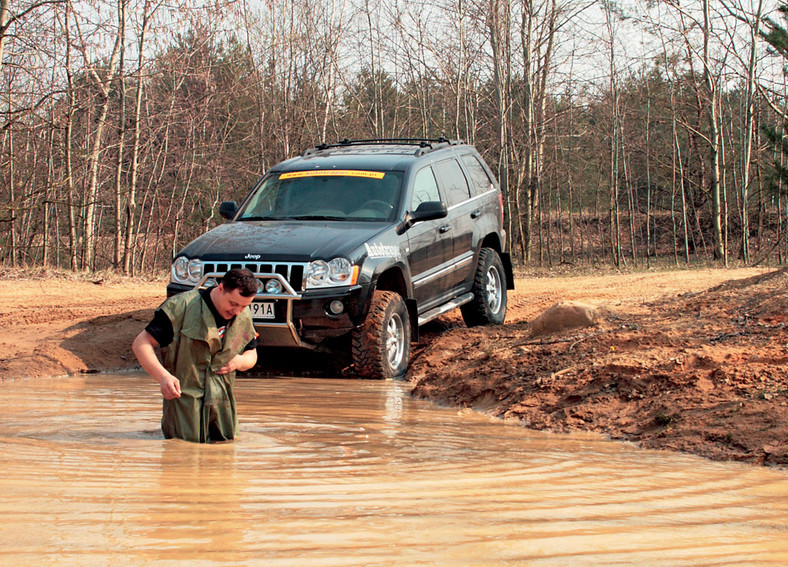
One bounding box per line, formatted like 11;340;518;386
435;158;471;207
411;167;441;209
461;155;494;196
238;171;402;221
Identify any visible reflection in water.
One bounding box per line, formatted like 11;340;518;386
1;374;788;566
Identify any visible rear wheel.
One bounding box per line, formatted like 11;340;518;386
461;247;508;327
352;290;411;379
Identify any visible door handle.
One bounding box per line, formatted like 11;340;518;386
439;224;451;233
470;210;481;219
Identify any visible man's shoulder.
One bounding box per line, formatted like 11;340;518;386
159;289;202;315
236;307;254;329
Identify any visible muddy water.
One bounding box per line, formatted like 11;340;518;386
1;374;788;566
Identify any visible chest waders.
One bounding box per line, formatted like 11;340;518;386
159;290;255;443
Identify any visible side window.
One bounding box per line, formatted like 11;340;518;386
435;158;471;207
411;167;441;209
461;155;494;196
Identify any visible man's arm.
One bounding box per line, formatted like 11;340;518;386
132;330;182;399
216;348;258;375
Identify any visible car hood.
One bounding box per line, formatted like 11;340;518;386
177;220;391;262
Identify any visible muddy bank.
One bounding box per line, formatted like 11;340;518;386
0;276;163;378
1;267;785;466
410;268;788;466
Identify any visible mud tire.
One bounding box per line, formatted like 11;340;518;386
461;247;508;327
352;290;411;379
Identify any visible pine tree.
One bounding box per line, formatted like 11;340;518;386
762;4;788;195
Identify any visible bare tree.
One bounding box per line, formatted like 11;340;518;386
0;0;9;78
112;10;127;269
71;0;124;271
486;0;514;256
123;0;160;274
721;0;766;264
701;0;726;262
54;2;79;270
603;0;622;267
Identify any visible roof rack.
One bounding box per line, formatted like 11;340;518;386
303;137;464;157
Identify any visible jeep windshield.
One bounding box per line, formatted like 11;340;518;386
236;170;403;222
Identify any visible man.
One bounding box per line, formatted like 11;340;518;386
133;268;258;443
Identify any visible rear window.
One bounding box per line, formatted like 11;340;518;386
461;155;495;196
434;159;471;207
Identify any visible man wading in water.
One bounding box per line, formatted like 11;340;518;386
132;268;258;442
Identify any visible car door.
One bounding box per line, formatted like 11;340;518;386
406;165;455;311
433;157;476;292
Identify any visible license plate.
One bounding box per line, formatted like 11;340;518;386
250;302;275;320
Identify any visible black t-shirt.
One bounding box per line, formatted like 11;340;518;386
145;288;257;351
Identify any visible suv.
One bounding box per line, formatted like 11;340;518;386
167;139;514;378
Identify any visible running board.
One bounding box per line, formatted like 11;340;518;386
418;293;474;326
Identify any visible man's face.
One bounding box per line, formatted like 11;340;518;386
212;284;255;320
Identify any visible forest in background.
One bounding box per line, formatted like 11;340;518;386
2;0;788;275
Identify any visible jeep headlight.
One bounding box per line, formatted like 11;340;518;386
306;257;356;288
172;257;203;285
328;257;353;284
173;257;189;281
306;260;329;287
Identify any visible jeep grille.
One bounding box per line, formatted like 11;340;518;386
202;261;306;292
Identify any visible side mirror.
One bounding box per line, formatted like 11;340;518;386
219;201;238;220
412;201;448;220
396;201;448;234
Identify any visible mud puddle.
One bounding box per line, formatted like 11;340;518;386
1;373;788;566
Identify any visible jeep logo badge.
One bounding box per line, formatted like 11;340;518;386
245;254;262;260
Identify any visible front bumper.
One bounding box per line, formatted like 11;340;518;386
167;280;365;348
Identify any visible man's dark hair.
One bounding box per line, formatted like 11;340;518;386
221;268;258;297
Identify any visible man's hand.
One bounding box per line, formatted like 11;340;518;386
159;373;182;399
216;349;258;375
132;330;182;399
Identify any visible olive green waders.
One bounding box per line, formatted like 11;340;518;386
158;290;256;443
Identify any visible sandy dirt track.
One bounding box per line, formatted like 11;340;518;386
1;267;786;466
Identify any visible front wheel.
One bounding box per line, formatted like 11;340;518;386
461;248;508;327
352;290;411;379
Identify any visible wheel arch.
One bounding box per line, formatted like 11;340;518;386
478;233;515;290
371;266;419;342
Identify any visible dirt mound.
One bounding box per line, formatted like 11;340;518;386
409;267;788;466
529;300;609;336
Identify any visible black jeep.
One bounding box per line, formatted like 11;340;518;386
167;139;514;378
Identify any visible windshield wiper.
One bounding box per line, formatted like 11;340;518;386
291;215;346;221
237;215;274;221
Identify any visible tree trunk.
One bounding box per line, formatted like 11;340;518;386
521;0;534;263
79;0;125;271
604;3;621;268
703;0;725;262
113;17;127;269
645;85;652;267
7;125;16;267
124;0;155;275
57;3;79;270
739;0;763;264
489;0;512;258
681;134;690;263
43;113;56;267
0;0;10;78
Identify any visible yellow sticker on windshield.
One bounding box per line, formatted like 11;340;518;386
279;170;385;180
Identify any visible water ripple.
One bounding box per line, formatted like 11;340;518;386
0;374;787;566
